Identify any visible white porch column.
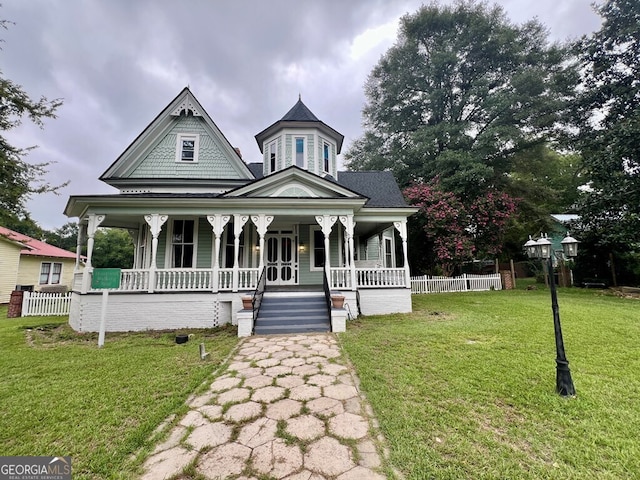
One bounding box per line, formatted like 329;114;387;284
232;214;249;292
82;214;105;293
144;214;168;293
339;215;357;291
394;220;411;287
75;223;86;272
251;214;274;271
316;215;337;288
207;215;230;292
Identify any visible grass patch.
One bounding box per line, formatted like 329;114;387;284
340;287;640;479
0;306;238;479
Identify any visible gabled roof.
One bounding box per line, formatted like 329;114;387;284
239;165;410;208
254;98;344;154
223;166;364;200
100;87;254;185
0;226;77;259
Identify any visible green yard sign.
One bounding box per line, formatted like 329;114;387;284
91;268;122;289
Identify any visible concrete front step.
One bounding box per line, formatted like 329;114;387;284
254;323;331;334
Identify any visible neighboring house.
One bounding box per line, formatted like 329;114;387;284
0;226;79;303
63;88;417;333
550;214;580;261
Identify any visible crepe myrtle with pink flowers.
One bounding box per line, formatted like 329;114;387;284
404;180;517;276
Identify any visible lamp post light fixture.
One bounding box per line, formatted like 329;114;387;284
524;233;579;396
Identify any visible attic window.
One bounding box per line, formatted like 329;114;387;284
176;134;199;163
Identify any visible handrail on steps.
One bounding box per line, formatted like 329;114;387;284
252;267;267;326
322;265;332;315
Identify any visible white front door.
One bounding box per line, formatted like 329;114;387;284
265;232;298;285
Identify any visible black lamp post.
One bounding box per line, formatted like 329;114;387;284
524;233;579;396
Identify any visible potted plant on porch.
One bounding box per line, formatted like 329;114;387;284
330;292;345;309
241;295;253;310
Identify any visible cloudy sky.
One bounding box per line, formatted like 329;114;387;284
3;0;602;230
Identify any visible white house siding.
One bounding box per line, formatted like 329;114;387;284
0;240;21;303
357;288;412;316
69;291;244;332
16;257;77;292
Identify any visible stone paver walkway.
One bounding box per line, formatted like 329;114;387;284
140;333;390;479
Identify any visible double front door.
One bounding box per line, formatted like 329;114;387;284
265;231;298;285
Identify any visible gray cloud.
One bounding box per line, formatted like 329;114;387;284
2;0;601;229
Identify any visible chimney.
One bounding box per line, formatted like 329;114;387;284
234;147;242;159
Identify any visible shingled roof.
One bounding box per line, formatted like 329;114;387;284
255;97;344;153
337;171;408;207
280;97;321;122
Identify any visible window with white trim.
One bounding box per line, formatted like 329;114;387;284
323;142;330;173
310;226;325;271
295;137;305;167
176;134;200;163
269;141;277;173
171;220;195;267
40;262;62;285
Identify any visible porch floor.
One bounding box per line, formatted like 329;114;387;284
264;285;323;293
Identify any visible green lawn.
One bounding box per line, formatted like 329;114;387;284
0;307;238;479
340;287;640;480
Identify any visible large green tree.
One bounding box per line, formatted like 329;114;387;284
1;16;65;228
92;229;134;269
345;1;577;199
573;0;640;249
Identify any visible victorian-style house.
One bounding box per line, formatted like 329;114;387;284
64;88;416;335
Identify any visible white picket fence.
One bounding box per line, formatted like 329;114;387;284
21;291;72;316
411;273;502;294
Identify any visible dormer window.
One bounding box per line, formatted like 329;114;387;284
176;134;199;163
295;137;305;167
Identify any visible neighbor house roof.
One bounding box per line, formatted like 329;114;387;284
551;214;579;224
0;226;77;259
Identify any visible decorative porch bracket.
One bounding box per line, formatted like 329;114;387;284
394;220;411;288
316;215;337;288
233;214;250;292
144;214;168;293
339;215;357;291
251;214;274;270
81;214;105;293
207;214;231;292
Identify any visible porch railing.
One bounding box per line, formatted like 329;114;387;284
121;269;150;290
81;266;408;292
354;268;407;288
84;268;261;293
155;269;212;291
329;267;352;289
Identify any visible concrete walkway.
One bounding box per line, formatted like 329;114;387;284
140;333;391;479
